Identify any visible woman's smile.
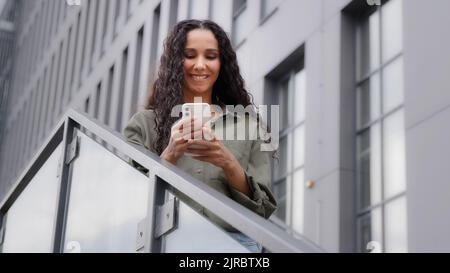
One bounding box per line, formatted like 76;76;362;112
190;74;210;81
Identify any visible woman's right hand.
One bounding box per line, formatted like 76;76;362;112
160;117;203;164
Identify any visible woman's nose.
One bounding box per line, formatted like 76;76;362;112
193;58;206;71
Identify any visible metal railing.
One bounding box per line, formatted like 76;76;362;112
0;108;325;253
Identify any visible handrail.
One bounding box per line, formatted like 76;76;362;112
0;108;325;253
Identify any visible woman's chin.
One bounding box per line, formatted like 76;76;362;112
187;88;212;97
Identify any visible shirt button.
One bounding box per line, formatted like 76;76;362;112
196;169;202;174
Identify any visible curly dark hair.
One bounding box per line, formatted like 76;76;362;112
146;19;254;155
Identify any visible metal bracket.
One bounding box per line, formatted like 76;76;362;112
154;198;178;238
136;219;147;252
65;135;80;165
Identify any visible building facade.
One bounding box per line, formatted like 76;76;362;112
0;0;450;253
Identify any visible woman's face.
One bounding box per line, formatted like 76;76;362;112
183;29;221;99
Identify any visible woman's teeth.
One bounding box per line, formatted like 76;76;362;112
192;75;208;81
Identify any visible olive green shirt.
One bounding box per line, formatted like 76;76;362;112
123;109;277;232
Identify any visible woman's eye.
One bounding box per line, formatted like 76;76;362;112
206;55;218;60
185;54;195;59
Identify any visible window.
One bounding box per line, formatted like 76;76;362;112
260;0;280;22
130;27;144;117
116;47;128;131
78;0;93;88
232;0;249;46
89;0;101;72
105;66;115;126
60;26;72;115
148;4;161;86
101;0;111;55
355;0;407;253
84;96;90;114
70;11;81;93
114;0;121;36
168;0;179;32
268;58;306;235
126;0;132;19
94;82;102;119
188;0;211;20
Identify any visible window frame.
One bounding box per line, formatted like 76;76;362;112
354;0;406;253
260;0;279;25
231;0;248;47
270;67;306;235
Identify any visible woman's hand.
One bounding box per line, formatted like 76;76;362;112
187;128;252;197
186;128;236;170
160;117;203;164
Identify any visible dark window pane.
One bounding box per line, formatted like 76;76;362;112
358;129;371;209
357;74;380;129
278;80;289;130
357;209;382;253
357;10;380;80
273;179;286;221
233;0;246;15
274;136;288;180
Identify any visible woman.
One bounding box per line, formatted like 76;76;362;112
124;20;277;252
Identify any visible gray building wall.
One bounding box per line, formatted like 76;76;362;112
0;0;449;253
403;0;450;252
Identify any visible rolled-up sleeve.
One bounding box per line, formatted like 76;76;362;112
123;112;151;174
124;112;146;147
228;139;277;219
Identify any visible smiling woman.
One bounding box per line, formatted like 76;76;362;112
123;20;277;253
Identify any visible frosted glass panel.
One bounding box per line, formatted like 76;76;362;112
383;110;406;199
2;144;63;253
385;197;408;253
63;131;149;253
164;197;250;253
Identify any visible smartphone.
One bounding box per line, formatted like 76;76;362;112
182;103;212;128
181;103;212;153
